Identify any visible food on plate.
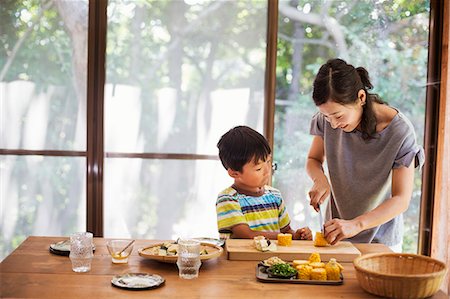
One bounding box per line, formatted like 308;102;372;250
325;258;344;280
258;253;343;281
253;236;277;252
308;252;321;263
261;256;286;267
146;242;210;256
296;264;313;280
310;268;327;280
313;232;330;247
292;259;309;267
277;233;292;246
267;263;298;278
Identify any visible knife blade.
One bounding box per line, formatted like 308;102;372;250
318;205;324;234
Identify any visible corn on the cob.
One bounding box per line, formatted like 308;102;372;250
313;232;330;247
325;258;342;280
292;259;309;267
277;233;292;246
309;262;325;268
308;252;321;263
310;268;327;280
296;264;313;280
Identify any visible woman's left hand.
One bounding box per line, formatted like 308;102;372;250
323;218;362;245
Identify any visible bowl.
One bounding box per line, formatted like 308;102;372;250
106;239;134;264
353;253;447;299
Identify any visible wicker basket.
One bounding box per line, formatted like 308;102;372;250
353;253;447;299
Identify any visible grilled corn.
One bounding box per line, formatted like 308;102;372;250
277;233;292;246
308;252;321;263
309;262;325;268
325;258;342;280
313;232;330;247
310;268;327;280
296;264;313;280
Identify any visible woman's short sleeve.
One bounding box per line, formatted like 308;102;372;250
310;112;325;136
393;127;425;170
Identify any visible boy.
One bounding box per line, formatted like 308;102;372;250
216;126;312;240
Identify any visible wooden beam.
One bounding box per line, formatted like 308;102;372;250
432;0;450;294
86;0;107;237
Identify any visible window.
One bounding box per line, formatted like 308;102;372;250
0;0;269;259
0;0;88;259
273;0;430;253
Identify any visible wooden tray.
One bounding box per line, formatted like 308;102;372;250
226;239;360;262
138;242;223;263
256;265;343;285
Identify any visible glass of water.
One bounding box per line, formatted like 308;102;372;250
69;232;93;273
176;238;201;279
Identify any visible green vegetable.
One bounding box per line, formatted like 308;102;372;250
267;263;297;278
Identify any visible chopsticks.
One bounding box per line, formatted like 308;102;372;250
118;240;135;255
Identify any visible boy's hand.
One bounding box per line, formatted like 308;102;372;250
293;227;312;240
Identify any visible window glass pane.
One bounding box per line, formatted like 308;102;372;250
104;158;230;239
274;0;429;253
0;1;87;151
0;156;86;260
0;1;88;261
105;0;267;154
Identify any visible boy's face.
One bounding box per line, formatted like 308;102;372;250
229;155;272;189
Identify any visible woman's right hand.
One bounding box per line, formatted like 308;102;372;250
308;176;331;212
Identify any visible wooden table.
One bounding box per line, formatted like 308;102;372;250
0;236;447;298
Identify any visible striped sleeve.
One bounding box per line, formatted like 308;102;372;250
216;191;246;231
278;199;290;229
266;186;291;229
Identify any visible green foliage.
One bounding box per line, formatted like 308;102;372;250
0;0;73;85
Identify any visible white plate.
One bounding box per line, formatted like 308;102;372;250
49;240;96;256
50;240;71;252
111;273;165;290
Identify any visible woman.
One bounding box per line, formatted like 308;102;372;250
306;58;424;252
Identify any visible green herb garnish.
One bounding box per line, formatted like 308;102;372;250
267;263;297;278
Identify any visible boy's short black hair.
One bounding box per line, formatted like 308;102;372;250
217;126;271;172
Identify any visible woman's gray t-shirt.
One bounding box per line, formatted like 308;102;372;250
310;110;425;246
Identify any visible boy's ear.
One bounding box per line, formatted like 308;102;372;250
227;168;240;179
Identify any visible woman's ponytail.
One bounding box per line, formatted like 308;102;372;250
356;67;373;90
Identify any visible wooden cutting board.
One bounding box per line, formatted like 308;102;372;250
225;239;361;262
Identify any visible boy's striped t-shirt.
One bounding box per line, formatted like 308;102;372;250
216;185;290;233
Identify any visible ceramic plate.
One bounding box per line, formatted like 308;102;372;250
111;273;165;290
138;241;223;263
49;240;95;256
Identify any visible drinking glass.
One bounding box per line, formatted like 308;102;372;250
106;239;134;264
176;238;201;279
69;232;93;272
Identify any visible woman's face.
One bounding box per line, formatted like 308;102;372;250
318;91;365;132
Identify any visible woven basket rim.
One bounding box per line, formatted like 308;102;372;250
353;252;448;279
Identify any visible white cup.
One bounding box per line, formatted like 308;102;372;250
69;232;93;273
176;238;201;279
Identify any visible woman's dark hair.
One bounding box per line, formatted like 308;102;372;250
217;126;271;172
312;58;385;140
